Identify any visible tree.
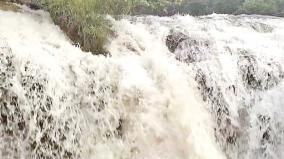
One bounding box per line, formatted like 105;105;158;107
241;0;284;14
212;0;244;14
178;0;210;15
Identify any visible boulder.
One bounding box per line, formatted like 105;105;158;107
166;31;188;53
238;55;284;90
166;31;213;63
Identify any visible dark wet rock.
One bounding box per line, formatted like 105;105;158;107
166;31;188;53
27;2;40;10
0;46;27;158
169;29;284;158
195;70;241;149
238;55;284;91
231;19;274;33
7;0;42;10
0;47;15;89
168;32;245;150
116;118;123;138
166;18;284;159
84;68;123;141
0;45;80;159
174;37;213;63
21;68;79;159
250;22;273;33
166;31;214;63
256;114;277;146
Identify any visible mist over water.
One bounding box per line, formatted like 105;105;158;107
1;6;284;159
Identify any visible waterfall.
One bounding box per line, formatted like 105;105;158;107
1;6;284;159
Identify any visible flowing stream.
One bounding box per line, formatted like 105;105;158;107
0;5;284;159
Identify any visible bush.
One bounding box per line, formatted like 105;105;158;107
35;0;132;54
37;0;178;54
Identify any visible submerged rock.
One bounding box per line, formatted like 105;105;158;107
250;22;273;33
0;44;80;159
238;55;284;91
194;69;244;154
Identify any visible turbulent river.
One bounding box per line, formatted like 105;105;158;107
1;5;284;159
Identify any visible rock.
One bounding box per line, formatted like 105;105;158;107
250;22;273;33
0;43;80;159
166;31;188;53
174;37;213;63
238;55;284;91
166;31;214;63
195;69;241;149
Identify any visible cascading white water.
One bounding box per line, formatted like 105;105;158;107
0;5;284;159
108;14;284;159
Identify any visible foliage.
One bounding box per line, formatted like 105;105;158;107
211;0;244;14
35;0;133;54
36;0;284;54
241;0;284;15
4;0;284;54
35;0;182;53
177;0;210;15
28;0;179;53
130;0;181;15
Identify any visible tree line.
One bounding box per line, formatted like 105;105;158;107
4;0;283;55
132;0;284;16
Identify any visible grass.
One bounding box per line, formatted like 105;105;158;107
35;0;133;54
2;0;284;54
1;0;178;54
30;0;177;54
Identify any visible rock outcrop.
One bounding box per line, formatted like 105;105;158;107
166;31;214;63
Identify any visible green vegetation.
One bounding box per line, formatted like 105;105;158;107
37;0;132;54
177;0;284;16
130;0;181;15
35;0;180;54
19;0;178;54
2;0;284;54
241;0;284;15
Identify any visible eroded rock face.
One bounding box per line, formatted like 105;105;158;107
0;44;80;159
165;31;248;156
166;31;188;53
195;69;243;153
166;31;214;63
175;37;213;63
165;25;284;158
238;55;284;91
250;22;273;33
0;44;122;159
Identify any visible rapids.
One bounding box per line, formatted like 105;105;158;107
0;5;284;159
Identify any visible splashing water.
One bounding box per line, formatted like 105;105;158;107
1;5;284;159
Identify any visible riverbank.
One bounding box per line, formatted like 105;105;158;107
0;1;20;11
2;0;284;55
